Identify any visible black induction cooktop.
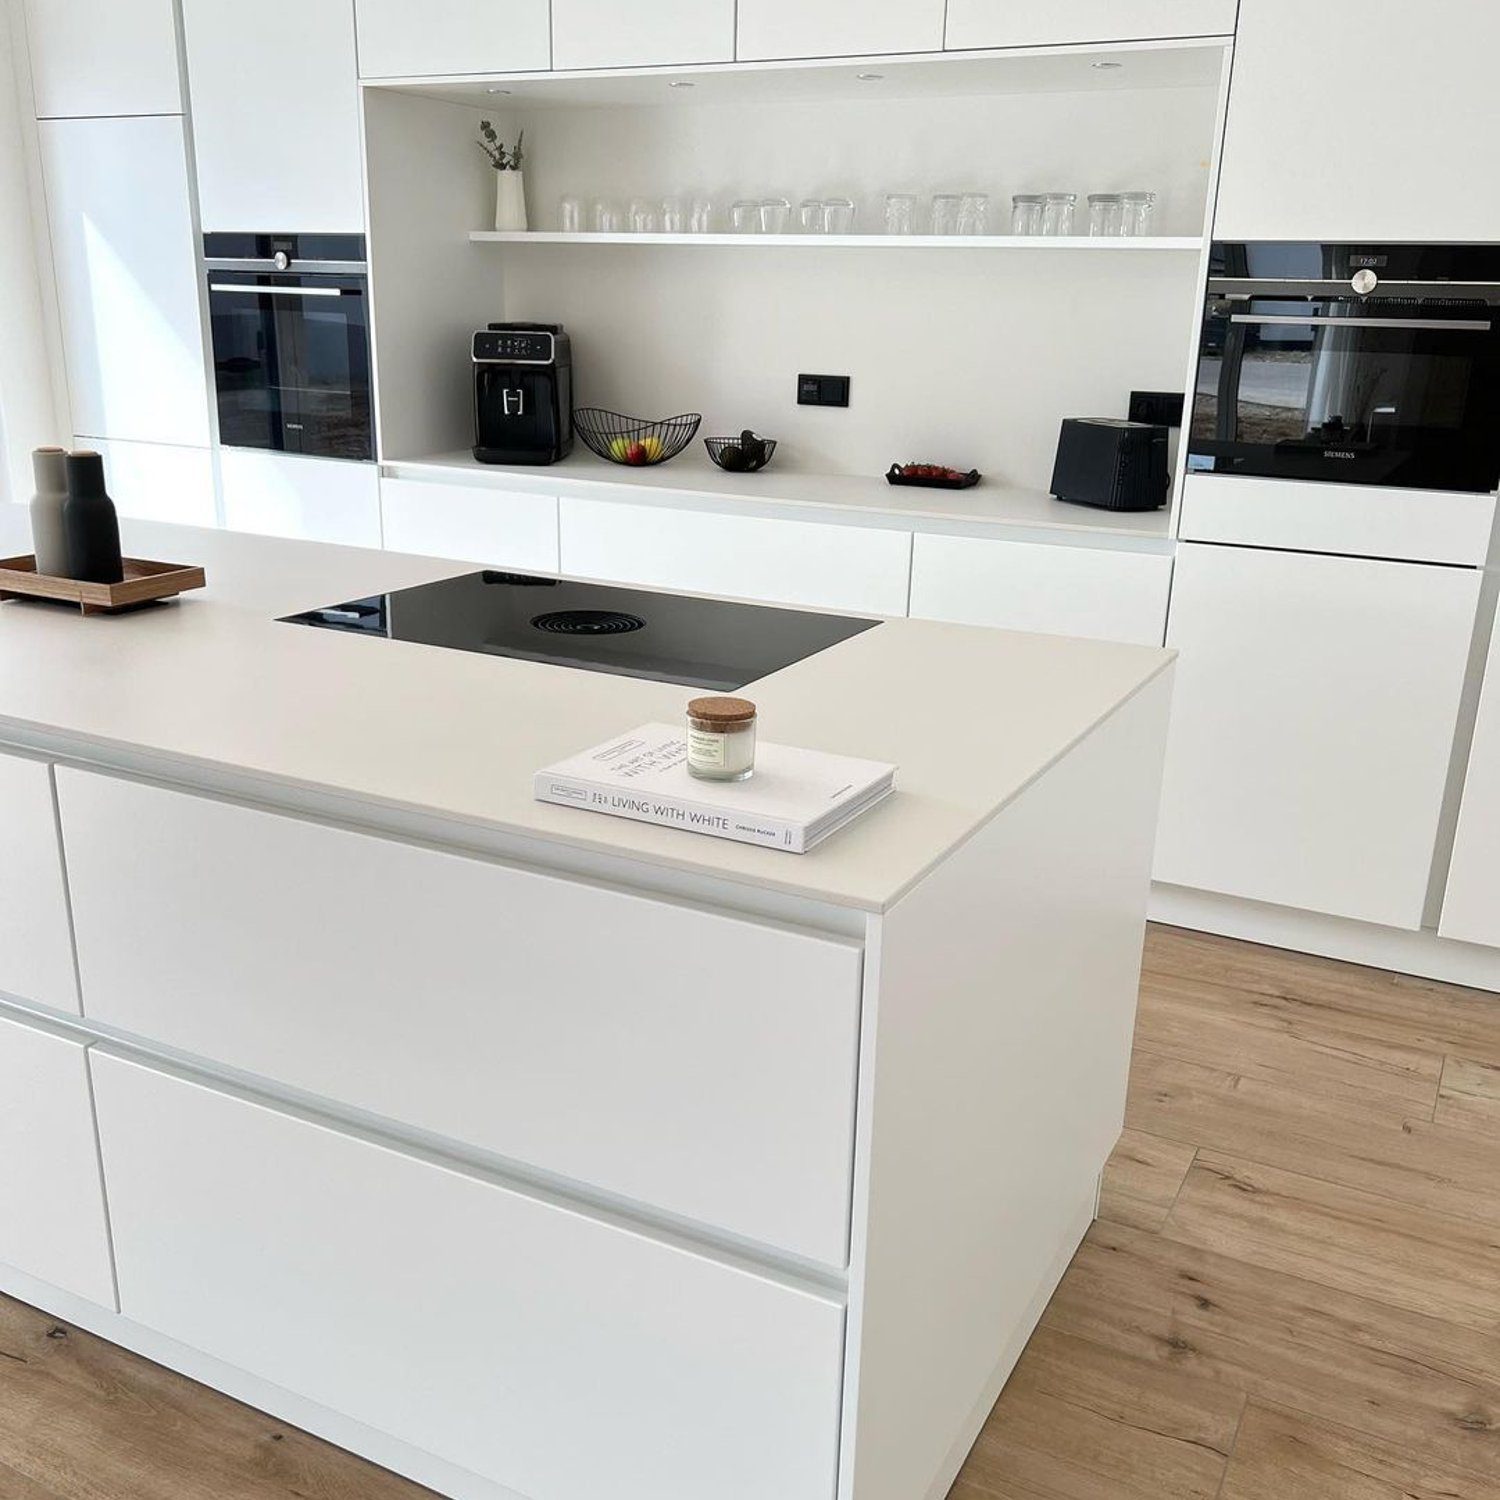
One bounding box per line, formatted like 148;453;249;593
281;571;881;691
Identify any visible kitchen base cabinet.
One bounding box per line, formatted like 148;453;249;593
0;1015;114;1308
220;449;381;548
909;532;1171;646
354;0;551;78
0;752;78;1014
560;496;910;615
1441;608;1500;949
380;476;558;572
92;1052;844;1500
1154;543;1482;930
77;437;216;528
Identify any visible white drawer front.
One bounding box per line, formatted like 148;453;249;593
560;497;910;616
60;770;861;1265
220;449;382;548
381;477;559;572
909;533;1172;646
0;1015;114;1306
0;753;78;1013
93;1053;843;1500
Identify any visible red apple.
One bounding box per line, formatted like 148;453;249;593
625;441;649;465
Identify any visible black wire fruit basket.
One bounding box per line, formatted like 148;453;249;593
705;433;777;473
574;408;702;466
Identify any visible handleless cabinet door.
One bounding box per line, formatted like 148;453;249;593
39;116;210;448
1441;609;1500;949
380;477;558;572
943;0;1236;50
72;438;217;528
736;0;945;60
554;0;733;68
182;0;365;233
93;1054;844;1500
220;449;382;547
0;753;78;1014
354;0;551;77
23;0;182;117
0;1016;114;1307
1154;543;1482;929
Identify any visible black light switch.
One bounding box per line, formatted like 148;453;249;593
798;373;850;407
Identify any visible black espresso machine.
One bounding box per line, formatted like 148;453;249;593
472;322;573;464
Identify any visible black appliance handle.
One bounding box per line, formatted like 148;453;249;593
1228;312;1491;332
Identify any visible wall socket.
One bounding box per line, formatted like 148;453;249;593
798;373;851;408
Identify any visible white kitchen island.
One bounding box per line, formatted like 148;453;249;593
0;510;1173;1500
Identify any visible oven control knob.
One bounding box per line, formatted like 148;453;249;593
1350;267;1379;295
273;250;291;271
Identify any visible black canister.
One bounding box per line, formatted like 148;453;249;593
63;450;124;584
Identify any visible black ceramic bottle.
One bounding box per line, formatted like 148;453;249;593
63;450;124;584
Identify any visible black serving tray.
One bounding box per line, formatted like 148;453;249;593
886;465;981;490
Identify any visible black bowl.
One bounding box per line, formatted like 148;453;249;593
574;408;701;466
705;435;777;473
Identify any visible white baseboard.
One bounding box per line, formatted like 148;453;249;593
1150;883;1500;994
0;1261;520;1500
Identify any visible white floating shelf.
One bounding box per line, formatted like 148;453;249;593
468;230;1204;251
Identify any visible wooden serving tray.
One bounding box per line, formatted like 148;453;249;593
0;556;206;615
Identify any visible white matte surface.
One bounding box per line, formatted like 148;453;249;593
22;0;182;117
0;752;79;1014
944;0;1236;50
736;0;945;60
1441;607;1500;949
553;0;734;69
354;0;552;77
75;437;216;529
219;449;382;547
380;476;559;572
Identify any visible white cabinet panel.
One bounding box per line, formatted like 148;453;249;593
93;1054;844;1500
77;437;216;528
561;497;910;615
944;0;1236;50
736;0;944;61
354;0;551;77
1155;543;1482;930
1441;609;1500;950
1216;0;1500;240
182;0;364;233
219;449;381;547
39;117;210;448
380;477;557;571
0;1016;113;1306
909;533;1171;646
23;0;182;117
60;770;862;1265
0;754;77;1014
554;0;734;68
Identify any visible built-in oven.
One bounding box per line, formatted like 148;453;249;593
1188;243;1500;492
204;233;374;461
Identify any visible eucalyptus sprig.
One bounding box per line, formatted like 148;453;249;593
477;121;524;172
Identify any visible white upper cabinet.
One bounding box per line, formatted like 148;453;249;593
182;0;365;232
736;0;945;61
1440;610;1500;950
355;0;551;77
1216;0;1500;240
944;0;1236;50
553;0;734;69
1155;543;1482;931
22;0;182;117
39;116;210;448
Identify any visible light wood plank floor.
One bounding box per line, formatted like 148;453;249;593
2;924;1497;1498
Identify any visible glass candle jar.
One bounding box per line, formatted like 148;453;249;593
687;696;757;781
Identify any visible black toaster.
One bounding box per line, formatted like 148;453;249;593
1049;418;1170;511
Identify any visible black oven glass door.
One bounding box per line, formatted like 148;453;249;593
207;274;373;461
1189;248;1500;492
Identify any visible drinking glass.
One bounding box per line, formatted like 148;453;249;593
1087;193;1122;237
661;196;686;234
1010;194;1044;235
824;196;856;233
799;198;827;232
559;196;584;234
958;193;989;235
1119;191;1156;236
884;193;916;235
730;200;763;233
593;198;624;233
760;197;792;234
629;197;660;234
931;193;963;235
1041;192;1077;236
689;197;715;233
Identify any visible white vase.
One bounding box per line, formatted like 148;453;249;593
494;170;528;232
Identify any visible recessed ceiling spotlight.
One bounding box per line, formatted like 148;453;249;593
486;86;512;93
857;72;884;81
668;80;696;88
1090;61;1123;69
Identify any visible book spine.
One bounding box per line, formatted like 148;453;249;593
533;774;807;853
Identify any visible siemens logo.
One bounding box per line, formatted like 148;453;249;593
1323;450;1357;459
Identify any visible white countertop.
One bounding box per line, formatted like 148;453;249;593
0;509;1172;912
386;450;1177;545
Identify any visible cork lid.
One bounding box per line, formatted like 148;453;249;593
688;695;757;724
